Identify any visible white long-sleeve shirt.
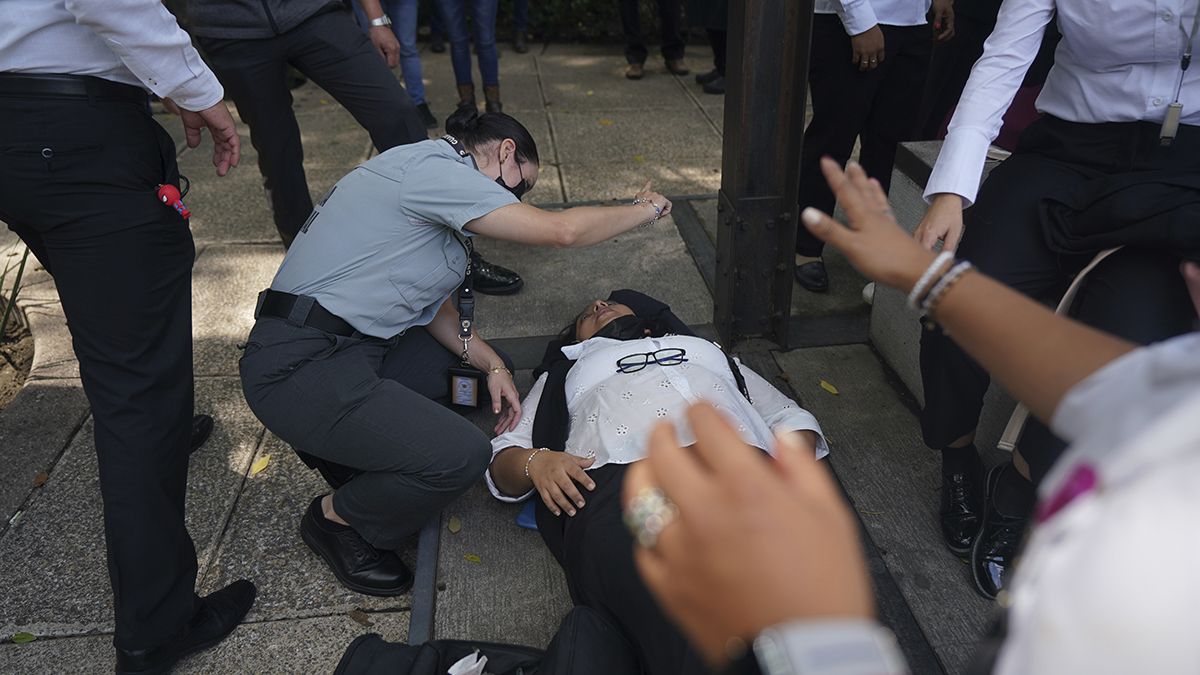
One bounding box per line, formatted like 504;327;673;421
0;0;224;111
814;0;931;36
487;335;828;503
925;0;1200;205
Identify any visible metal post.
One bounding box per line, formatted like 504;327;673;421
714;0;813;348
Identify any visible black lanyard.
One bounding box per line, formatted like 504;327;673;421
442;135;477;364
1163;1;1200;144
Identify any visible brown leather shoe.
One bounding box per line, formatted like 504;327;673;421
665;59;690;76
625;62;645;80
456;83;477;109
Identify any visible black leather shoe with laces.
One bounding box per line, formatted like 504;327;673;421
471;251;524;295
300;496;413;597
971;465;1030;600
115;580;256;675
794;259;829;293
939;456;983;555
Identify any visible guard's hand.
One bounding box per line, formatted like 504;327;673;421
623;404;872;668
930;0;956;42
914;192;966;252
850;25;885;71
634;180;673;219
529;451;596;517
166;98;241;177
369;25;401;68
488;368;522;434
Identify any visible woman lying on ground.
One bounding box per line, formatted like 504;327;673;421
485;290;828;675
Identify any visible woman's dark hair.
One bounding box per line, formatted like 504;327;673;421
445;106;540;166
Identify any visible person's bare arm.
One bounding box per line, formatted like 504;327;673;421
465;181;672;247
359;0;401;67
802;158;1135;423
492;446;596;516
426;295;520;432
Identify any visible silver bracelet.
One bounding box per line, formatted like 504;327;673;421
632;197;663;222
906;251;954;310
922;260;973;315
524;448;545;479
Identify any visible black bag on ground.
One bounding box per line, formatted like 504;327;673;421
334;606;640;675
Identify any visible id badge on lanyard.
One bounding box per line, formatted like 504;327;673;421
1161;2;1199;145
447;230;485;408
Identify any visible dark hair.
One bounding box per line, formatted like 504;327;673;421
445;107;540;166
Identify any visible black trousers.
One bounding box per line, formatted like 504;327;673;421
919;116;1200;482
198;8;426;246
240;319;509;550
0;83;198;651
536;464;708;675
916;12;994;140
707;28;727;76
619;0;685;64
796;16;932;257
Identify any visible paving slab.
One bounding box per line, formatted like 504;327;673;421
550;108;721;164
541;71;694;112
192;244;285;378
0;612;410;674
469;216;712;339
23;299;78;381
560;158;722;201
198;434;416;620
0;377;260;639
0;378;88;525
774;344;1001;674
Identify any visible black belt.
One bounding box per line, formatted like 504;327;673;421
255;289;358;337
0;73;148;104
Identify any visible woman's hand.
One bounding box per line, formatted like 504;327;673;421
528;451;597;517
914;192;966;252
634;180;673;220
850;25;886;71
930;0;956;42
623;404;872;667
801;158;936;292
487;368;523;434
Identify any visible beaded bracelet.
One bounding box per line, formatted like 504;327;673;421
922;261;973;315
906;251;954;310
632;196;663;223
524;448;546;479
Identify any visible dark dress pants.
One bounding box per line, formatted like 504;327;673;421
198;8;427;247
619;0;685;65
0;86;199;651
796;16;932;257
919;117;1200;482
240;318;508;550
536;464;708;675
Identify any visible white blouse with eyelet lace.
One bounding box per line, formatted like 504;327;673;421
486;335;829;502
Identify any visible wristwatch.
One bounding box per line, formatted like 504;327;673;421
369;15;392;27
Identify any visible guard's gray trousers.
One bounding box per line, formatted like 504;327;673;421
239;317;501;550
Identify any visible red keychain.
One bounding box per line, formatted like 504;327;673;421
156;183;191;219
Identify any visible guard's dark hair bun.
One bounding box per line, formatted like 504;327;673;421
443;107;540;166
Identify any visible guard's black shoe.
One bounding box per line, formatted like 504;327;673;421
940;457;984;555
190;414;214;455
513;33;529;53
471;251;524;295
416;103;438;129
300;496;413;597
971;466;1029;600
702;75;725;95
695;68;721;85
794;260;829;293
115;580;256;675
429;35;446;53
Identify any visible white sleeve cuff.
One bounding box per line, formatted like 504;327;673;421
836;0;879;36
922;128;993;207
165;68;225;112
754;619;909;675
485;467;535;503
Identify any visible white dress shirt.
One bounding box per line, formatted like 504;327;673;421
815;0;932;36
0;0;224;111
487;335;828;502
926;0;1200;205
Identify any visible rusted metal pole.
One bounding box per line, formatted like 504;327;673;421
715;0;813;348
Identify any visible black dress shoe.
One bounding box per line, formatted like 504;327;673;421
300;496;413;596
695;68;721;85
513;33;529;53
794;260;829;293
190;414;214;455
416;103;438;129
939;456;984;555
702;75;725;95
971;465;1030;600
471;251;523;295
115;579;256;675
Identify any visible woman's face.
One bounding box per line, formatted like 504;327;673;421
575;299;635;341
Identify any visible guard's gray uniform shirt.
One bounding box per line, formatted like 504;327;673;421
271;139;518;338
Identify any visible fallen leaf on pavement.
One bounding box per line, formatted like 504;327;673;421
32;472;48;488
11;632;35;644
448;516;462;534
632;154;646;164
464;553;482;564
348;609;373;627
598;119;614;126
819;380;839;396
250;454;271;476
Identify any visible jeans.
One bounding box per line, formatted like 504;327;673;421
435;0;500;87
352;0;427;105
